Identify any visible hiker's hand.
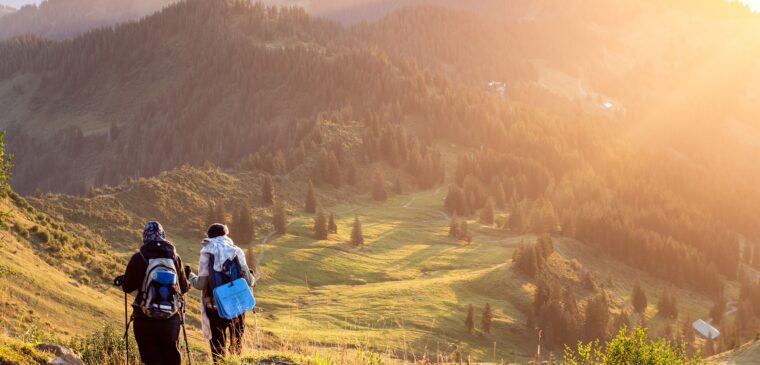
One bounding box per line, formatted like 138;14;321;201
184;265;192;278
113;275;124;287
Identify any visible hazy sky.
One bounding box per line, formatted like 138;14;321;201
2;0;760;10
1;0;40;8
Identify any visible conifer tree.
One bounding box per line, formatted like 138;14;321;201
583;292;610;341
205;202;216;229
465;304;475;334
372;171;387;201
657;289;678;319
327;152;341;188
0;132;12;193
710;297;726;325
232;203;255;247
481;303;493;335
393;178;403;195
262;175;275;206
480;197;495;225
494;182;507;209
305;180;317;213
631;282;648;314
508;201;523;232
313;208;328;240
215;200;227;225
346;160;358;186
449;215;460;238
327;212;337;234
459;220;471;243
444;185;467;216
351;215;364;246
272;200;287;235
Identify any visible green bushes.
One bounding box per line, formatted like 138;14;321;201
563;327;703;365
12;222;28;238
69;323;139;365
35;229;50;243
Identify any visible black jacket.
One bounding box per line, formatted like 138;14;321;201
122;240;189;319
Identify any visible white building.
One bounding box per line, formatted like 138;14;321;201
693;319;720;339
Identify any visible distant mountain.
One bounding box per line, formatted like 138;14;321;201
0;4;15;18
0;0;175;40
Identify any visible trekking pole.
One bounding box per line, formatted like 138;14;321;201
181;295;193;365
253;307;261;350
114;275;130;365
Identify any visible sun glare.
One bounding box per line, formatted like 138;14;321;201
739;0;760;11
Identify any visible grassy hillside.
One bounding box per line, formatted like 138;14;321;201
0;192;125;341
29;164;734;362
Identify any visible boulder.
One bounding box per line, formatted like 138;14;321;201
35;344;83;365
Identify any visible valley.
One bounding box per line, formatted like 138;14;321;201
2;0;760;363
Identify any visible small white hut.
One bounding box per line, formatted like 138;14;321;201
692;319;720;339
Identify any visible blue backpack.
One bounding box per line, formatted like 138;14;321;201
139;257;180;319
208;255;255;319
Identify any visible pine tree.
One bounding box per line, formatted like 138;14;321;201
205;202;216;229
313;208;328;240
216;200;227;224
494;182;507;209
327;152;341;188
449;215;460;238
372;171;387;201
393;178;403;195
305;180;317;213
508;201;523;232
583;292;610;341
459;220;471;243
346;160;358;186
444;185;467;216
657;289;678;319
327;212;337;234
351;215;364;246
631;282;648;314
480;197;495;225
465;304;475;334
272;200;287;235
710;297;726;325
0;132;12;193
262;175;275;206
481;303;493;335
232;203;255;247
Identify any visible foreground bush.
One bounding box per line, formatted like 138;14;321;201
563;327;703;365
69;323;139;365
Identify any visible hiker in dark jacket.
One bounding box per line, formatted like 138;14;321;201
186;223;254;363
120;221;189;365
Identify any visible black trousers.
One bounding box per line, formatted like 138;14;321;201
133;316;182;365
208;309;246;363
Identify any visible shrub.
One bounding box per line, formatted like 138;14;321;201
12;222;29;238
70;323;139;365
563;327;703;365
35;230;50;244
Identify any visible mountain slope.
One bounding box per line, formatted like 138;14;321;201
0;191;124;339
30;164;730;362
0;0;175;40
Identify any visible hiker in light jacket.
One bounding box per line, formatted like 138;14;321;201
121;221;189;365
185;223;255;363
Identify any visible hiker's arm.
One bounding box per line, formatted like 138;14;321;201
240;264;255;287
121;253;143;293
175;255;189;294
188;273;207;290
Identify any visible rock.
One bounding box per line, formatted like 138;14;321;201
35;344;83;365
